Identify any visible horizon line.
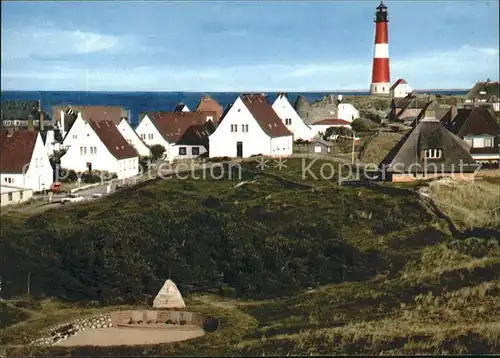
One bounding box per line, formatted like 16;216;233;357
0;88;470;93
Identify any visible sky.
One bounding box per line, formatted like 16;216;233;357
1;0;499;92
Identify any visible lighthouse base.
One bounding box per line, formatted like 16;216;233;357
370;83;391;95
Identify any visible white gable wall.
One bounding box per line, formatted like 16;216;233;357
171;144;208;161
135;115;170;158
1;132;53;192
209;97;273;158
60;114;137;179
118;119;151;157
337;103;360;122
391;83;413;98
272;96;313;141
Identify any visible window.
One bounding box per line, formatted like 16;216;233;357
140;134;146;140
148;133;153;140
285;118;292;125
73;134;77;139
20;191;23;200
424;149;442;159
231;124;238;132
192;147;200;155
179;147;187;155
484;137;493;147
35;158;39;167
314;146;322;153
80;146;87;155
8;193;13;201
90;146;97;155
472;137;484;148
242;124;249;132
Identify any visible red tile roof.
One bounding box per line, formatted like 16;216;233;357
196;96;224;121
390;78;408;90
88;120;138;159
53;106;129;126
148;111;217;143
0;130;38;173
240;94;292;138
313;118;351;126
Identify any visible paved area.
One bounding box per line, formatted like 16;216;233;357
55;326;205;346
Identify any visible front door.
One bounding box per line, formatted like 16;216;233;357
236;141;243;158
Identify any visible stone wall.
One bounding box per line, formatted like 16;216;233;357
30;310;219;346
110;310;219;332
30;313;113;346
295;95;339;125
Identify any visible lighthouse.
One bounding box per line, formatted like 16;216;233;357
370;1;391;95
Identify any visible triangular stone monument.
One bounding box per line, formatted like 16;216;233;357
153;279;186;309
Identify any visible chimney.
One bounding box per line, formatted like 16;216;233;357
39;102;45;131
27;116;34;131
450;104;458;120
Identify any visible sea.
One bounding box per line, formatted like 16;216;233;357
1;90;468;127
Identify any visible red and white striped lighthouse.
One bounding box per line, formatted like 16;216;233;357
370;1;391;95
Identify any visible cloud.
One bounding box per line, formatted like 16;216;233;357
1;26;134;60
1;44;498;91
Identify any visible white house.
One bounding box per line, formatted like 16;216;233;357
1;185;34;207
209;94;293;158
61;114;139;179
390;78;413;98
337;102;360;123
272;93;313;141
135;111;216;161
310;118;352;138
172;121;217;160
117;118;151;157
0;129;53;192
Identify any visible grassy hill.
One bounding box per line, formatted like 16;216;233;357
1;159;498;355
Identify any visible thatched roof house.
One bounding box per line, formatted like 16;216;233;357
153;279;186;309
379;101;479;182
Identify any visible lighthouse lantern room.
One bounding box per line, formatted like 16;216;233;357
370;1;391;95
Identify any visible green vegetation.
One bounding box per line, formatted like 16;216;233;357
1;158;498;355
150;144;166;160
358;131;406;164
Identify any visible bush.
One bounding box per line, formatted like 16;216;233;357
81;173;101;184
351;118;371;133
150;145;166;161
58;168;78;183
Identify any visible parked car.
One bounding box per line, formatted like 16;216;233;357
49;182;63;193
60;194;84;204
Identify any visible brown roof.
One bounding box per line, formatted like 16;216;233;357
313;118;351;126
443;107;500;137
240;94;292;138
467;81;500;101
53;106;129;126
0;130;38;173
148;111;217;143
196;96;224;121
88;120;138;159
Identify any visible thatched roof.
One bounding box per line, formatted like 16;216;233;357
153;279;186;309
379;107;478;173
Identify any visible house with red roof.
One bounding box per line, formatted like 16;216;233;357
61;113;139;179
135;111;217;161
209;94;293;158
0;129;53;192
196;96;224;122
310;118;352;138
390;78;413;98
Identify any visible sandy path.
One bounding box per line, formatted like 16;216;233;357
55;326;205;346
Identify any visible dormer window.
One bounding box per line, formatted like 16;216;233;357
424;149;442;159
